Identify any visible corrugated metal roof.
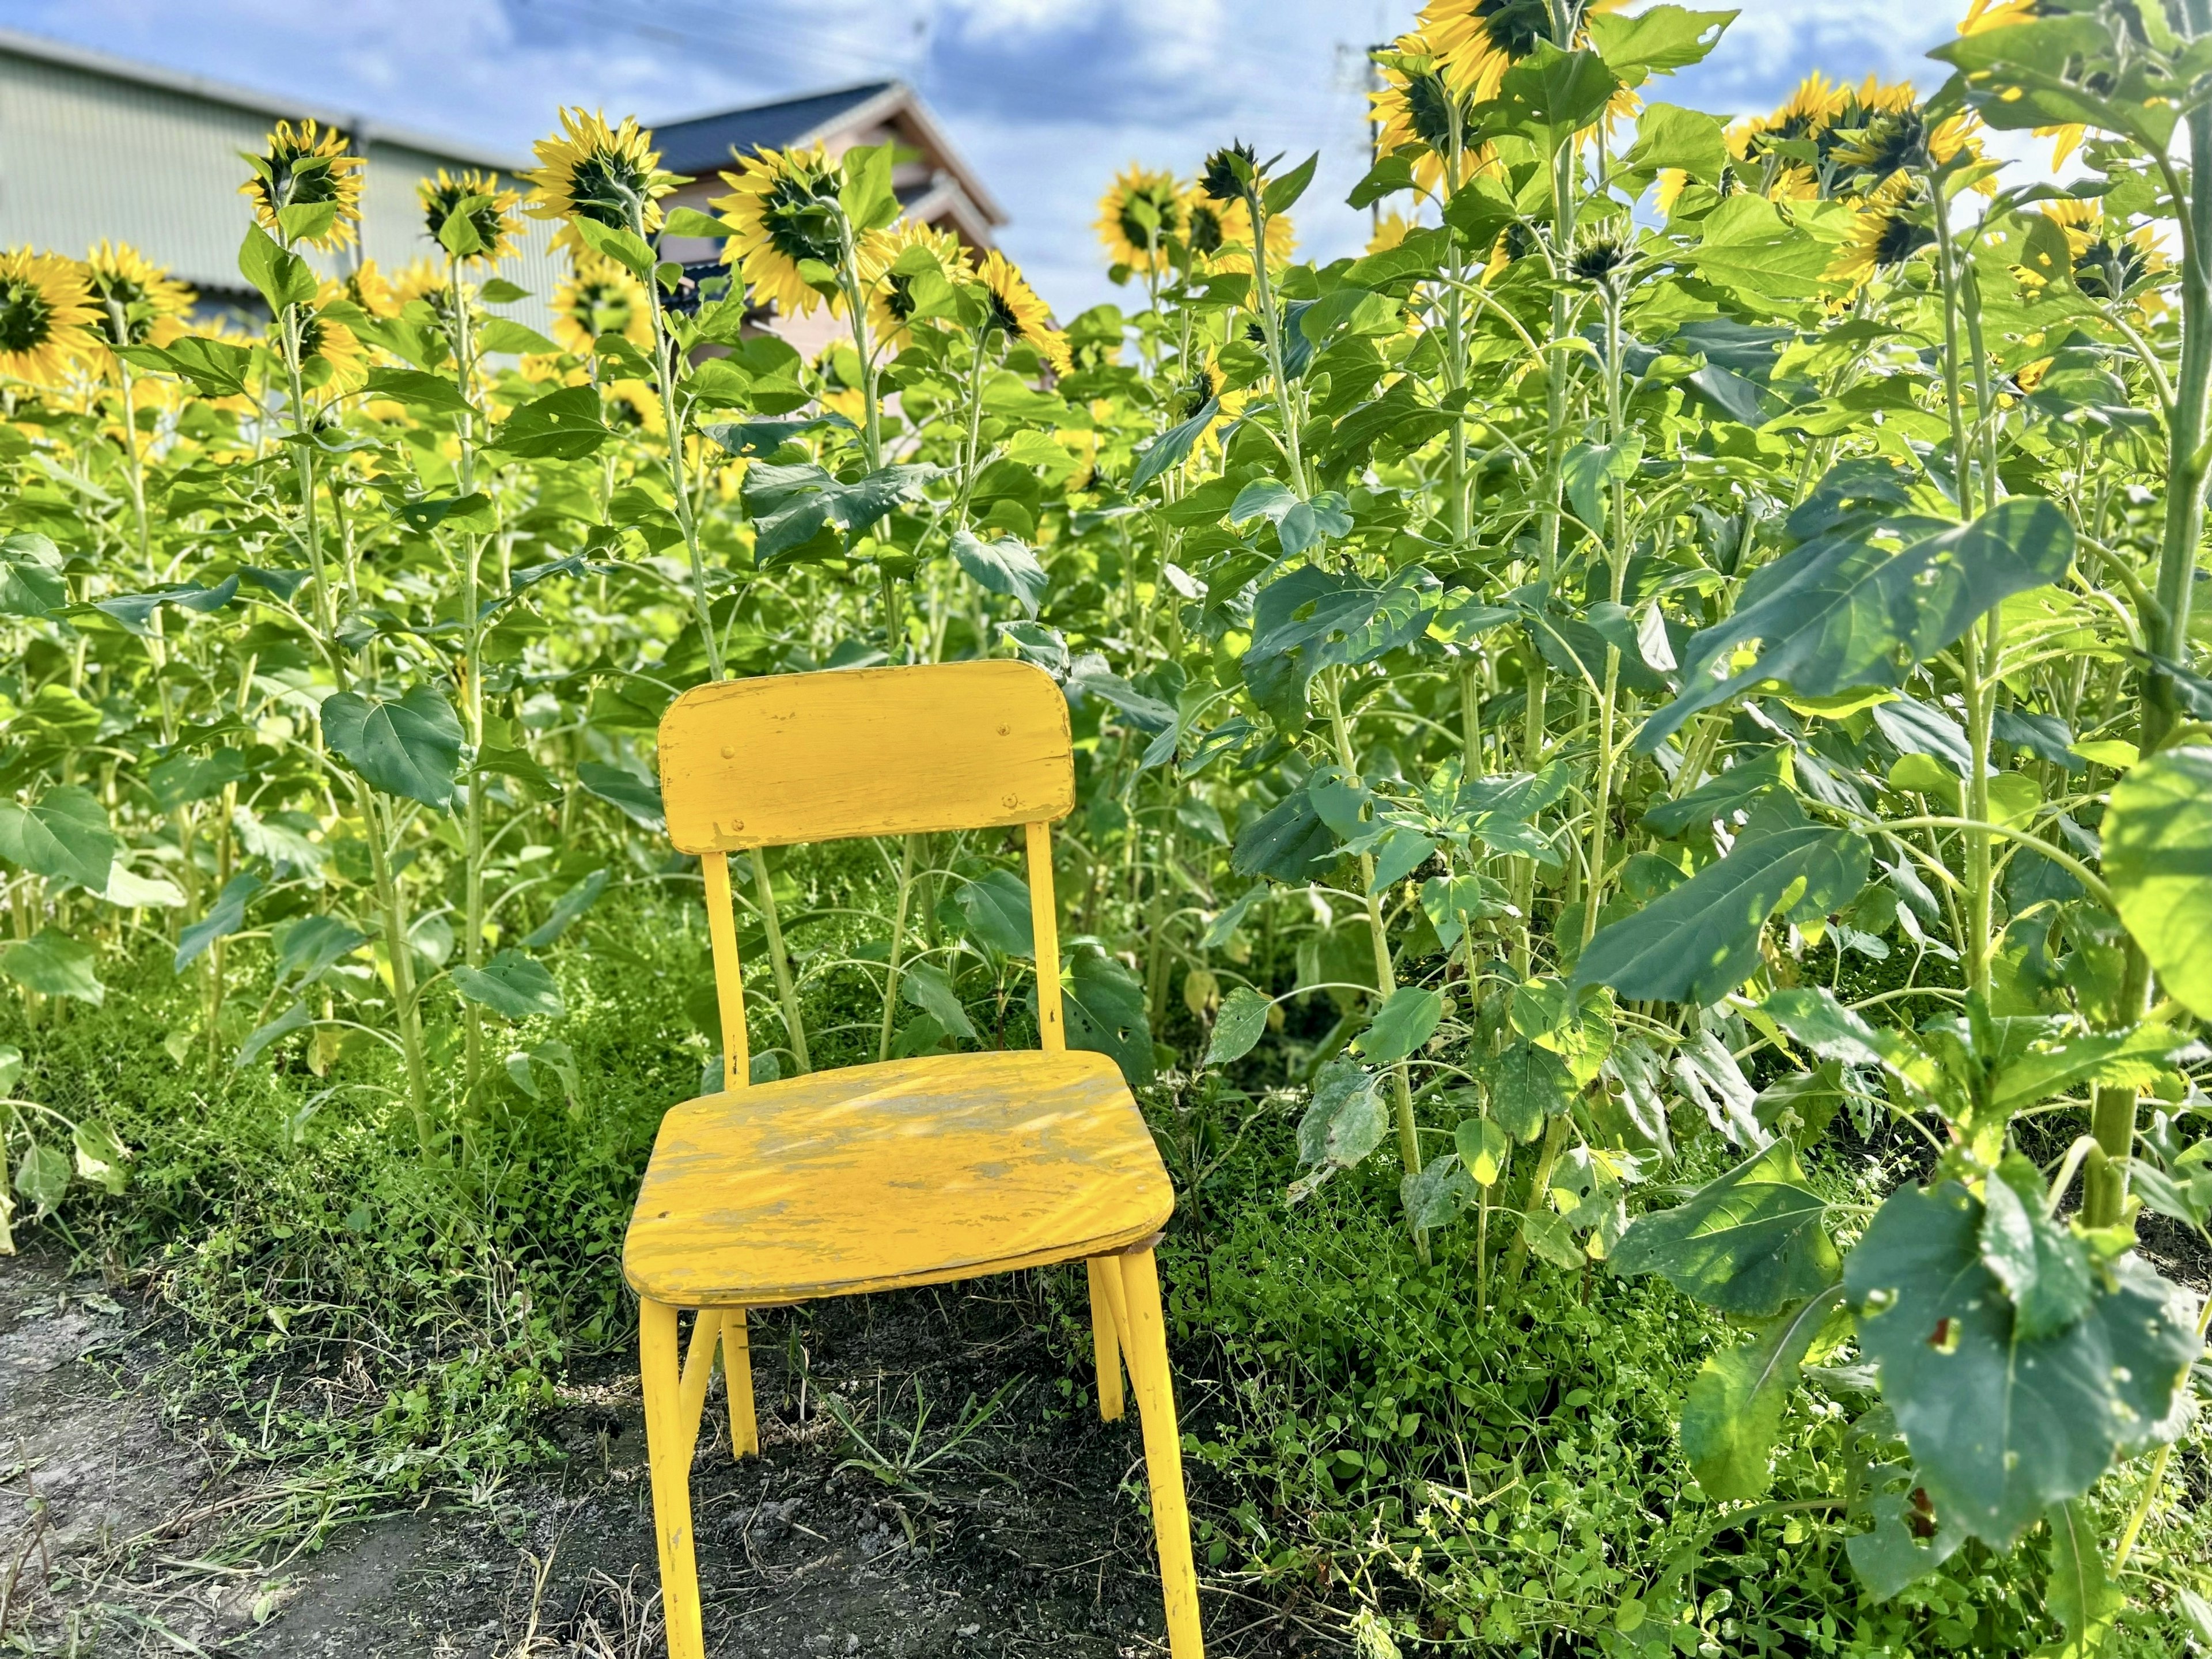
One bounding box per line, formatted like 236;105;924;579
651;81;897;176
0;30;560;331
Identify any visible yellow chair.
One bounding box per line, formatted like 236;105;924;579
626;659;1205;1659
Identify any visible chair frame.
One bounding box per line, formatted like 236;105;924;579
632;662;1204;1659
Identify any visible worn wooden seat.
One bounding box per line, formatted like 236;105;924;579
626;660;1204;1659
624;1050;1172;1306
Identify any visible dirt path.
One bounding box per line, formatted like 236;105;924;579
0;1255;1326;1657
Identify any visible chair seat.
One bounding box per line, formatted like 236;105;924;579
623;1050;1173;1308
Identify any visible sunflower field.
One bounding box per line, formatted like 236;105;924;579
3;0;2212;1653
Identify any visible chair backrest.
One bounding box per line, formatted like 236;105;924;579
657;661;1075;1091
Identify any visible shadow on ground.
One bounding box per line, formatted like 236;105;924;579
0;1253;1332;1657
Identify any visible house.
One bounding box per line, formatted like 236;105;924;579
652;81;1006;358
0;28;560;329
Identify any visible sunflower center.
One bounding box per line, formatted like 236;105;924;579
1404;70;1475;151
986;285;1028;339
567;151;653;230
1474;0;1553;60
0;276;54;353
1117;188;1180;250
1178;365;1218;422
1873;213;1934;267
760;175;843;268
1188;204;1225;256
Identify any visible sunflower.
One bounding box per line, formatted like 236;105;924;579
1960;0;2085;166
713;145;844;319
296;305;367;391
1831;97;1985;196
1420;0;1634;118
2040;198;2171;315
390;258;450;312
240;119;364;249
524;108;680;255
419;168;522;264
1366;211;1416;257
1183;190;1296;276
346;259;402;319
552;252;653;357
1728;72;1850;199
0;249;98;387
975;249;1070;374
1371;34;1487;191
855;221;972;353
604;376;665;434
1827;174;1935;285
1095;165;1185;274
82;242;194;350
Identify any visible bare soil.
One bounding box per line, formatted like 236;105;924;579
0;1252;1331;1658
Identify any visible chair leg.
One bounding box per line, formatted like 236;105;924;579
722;1307;759;1457
1086;1258;1126;1422
640;1300;707;1659
1118;1248;1205;1659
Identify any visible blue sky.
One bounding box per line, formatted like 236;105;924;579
1;0;1984;314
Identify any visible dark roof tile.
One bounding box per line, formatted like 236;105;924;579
654;81;897;175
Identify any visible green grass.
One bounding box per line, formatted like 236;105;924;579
4;872;2206;1651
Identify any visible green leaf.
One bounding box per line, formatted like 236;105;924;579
1846;1483;1966;1600
237;225;318;312
1359;986;1443;1067
70;1117;131;1194
839;142;901;233
1846;1181;2199;1544
236;1001;312;1066
0;785;116;890
1762;986;1938;1096
744;461;936;563
1288;1055;1387;1203
1455;1116;1510;1186
661;206;729;240
950;529;1048;618
1129;399;1219;491
1206;984;1272;1067
492;384;609;460
1498;43;1621;141
0;533;67;618
1402;1154;1479;1230
147;749;249;811
1063;948;1153;1085
1623;103;1730;181
570;215;657;279
320;687;465;808
2043;1501;2120;1658
477;319;559;356
1230;786;1339;882
1681;1286;1842;1502
175;872;261;972
2103;746;2212;1021
274;913;369;985
1612;1138;1839;1317
1642;748;1793;837
363;367;473;414
452;949;565;1020
1978;1166;2093;1343
1574;827;1869;1006
900;959;978;1043
575;763;665;832
1588;5;1736;79
0;930;103;1004
1640;501;2075;751
1487;1039;1575;1143
522;869;611;949
13;1142;69;1215
1263;151;1319;216
956;869;1033;957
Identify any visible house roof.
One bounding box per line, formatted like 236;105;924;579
0;26;524;171
654;79;1005;229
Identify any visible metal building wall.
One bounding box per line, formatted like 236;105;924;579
0;37;560;334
